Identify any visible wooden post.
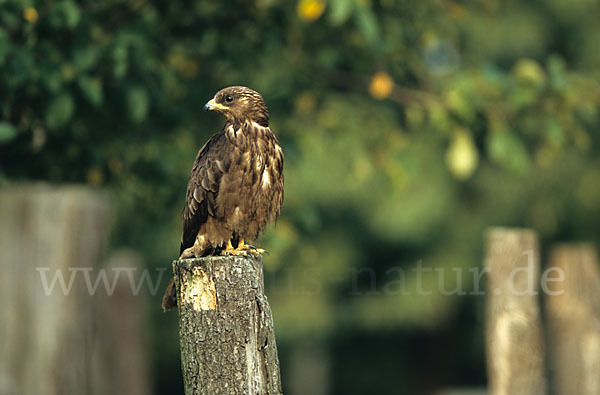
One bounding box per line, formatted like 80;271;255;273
484;228;546;395
173;255;283;395
0;184;111;395
91;249;152;395
0;185;151;395
545;244;600;395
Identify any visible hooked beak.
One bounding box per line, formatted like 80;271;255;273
203;98;227;112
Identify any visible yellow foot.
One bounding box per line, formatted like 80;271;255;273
247;244;269;256
221;239;269;256
221;240;237;256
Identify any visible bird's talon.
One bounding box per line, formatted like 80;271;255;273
246;245;269;256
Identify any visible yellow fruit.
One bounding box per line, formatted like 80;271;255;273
297;0;326;22
369;72;394;100
445;129;479;180
23;7;39;23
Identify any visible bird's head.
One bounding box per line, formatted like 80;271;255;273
204;86;269;127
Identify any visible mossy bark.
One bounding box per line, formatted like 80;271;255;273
173;255;282;395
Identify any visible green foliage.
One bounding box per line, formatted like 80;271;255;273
1;0;600;393
0;121;17;142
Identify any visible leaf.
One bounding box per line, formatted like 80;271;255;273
45;93;75;130
513;58;546;87
40;66;64;93
73;46;100;72
488;130;530;174
329;0;354;25
48;1;81;29
354;5;379;44
112;43;129;79
78;76;103;107
0;122;17;143
127;86;150;123
547;55;567;90
4;49;34;88
545;118;564;148
445;88;475;122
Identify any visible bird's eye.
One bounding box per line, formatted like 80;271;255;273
225;95;234;103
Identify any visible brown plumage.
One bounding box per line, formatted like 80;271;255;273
161;86;284;311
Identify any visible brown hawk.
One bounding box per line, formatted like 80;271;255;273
161;86;284;311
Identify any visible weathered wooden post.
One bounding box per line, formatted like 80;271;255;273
484;228;546;395
0;185;108;394
92;249;153;395
545;244;600;395
173;255;282;395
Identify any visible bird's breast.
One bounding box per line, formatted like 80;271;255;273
224;121;283;192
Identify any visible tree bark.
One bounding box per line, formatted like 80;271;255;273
173;255;283;395
545;244;600;395
484;228;546;395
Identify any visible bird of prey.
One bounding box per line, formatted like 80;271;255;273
161;86;284;311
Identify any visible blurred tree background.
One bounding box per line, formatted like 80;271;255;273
1;0;600;393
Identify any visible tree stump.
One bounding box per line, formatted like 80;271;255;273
545;244;600;395
173;255;282;395
484;228;546;395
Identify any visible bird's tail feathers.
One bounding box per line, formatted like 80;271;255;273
161;277;177;312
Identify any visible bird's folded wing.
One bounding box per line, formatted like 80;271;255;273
180;132;231;253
